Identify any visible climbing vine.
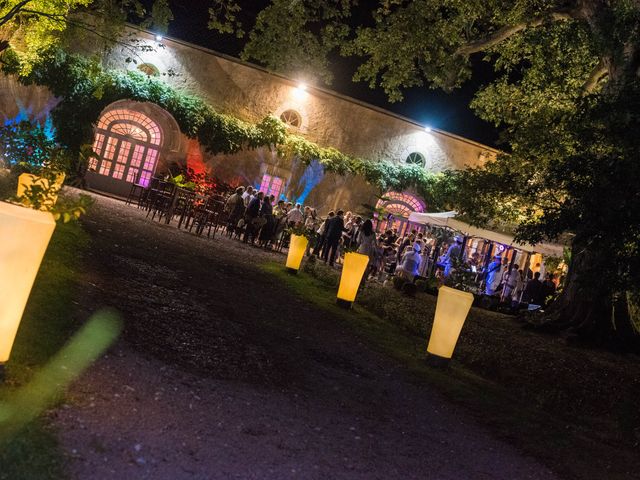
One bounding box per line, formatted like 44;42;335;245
2;48;454;210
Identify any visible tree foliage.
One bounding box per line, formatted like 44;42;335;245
0;0;173;73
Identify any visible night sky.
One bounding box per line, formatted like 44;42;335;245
162;1;499;147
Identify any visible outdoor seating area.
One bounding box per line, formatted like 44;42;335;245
126;177;229;238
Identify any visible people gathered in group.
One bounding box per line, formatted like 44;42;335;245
222;184;562;306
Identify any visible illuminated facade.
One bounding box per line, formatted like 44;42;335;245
0;27;498;220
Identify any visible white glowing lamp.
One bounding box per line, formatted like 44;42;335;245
293;82;308;100
286;234;308;273
17;173;65;209
0;201;56;363
337;252;369;307
427;286;474;360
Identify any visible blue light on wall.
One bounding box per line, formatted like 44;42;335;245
3;99;57;141
294;159;324;204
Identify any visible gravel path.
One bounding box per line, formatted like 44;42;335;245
52;192;560;479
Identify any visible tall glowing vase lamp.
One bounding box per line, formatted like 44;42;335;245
426;286;474;366
286;234;308;274
336;252;369;309
0;202;56;381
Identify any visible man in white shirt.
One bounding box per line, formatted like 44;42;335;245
286;203;304;225
241;186;254;207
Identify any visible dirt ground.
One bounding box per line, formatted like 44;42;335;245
51;192;560;479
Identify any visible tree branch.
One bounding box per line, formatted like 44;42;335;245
0;0;33;28
582;59;608;93
19;9;153;64
456;11;577;56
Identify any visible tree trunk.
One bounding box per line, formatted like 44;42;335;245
535;237;640;352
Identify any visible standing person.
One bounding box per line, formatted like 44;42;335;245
314;211;335;256
511;268;525;305
522;271;544;306
442;235;464;277
322;210;345;266
258;194;274;247
286;203;304;226
243;191;263;244
224;186;245;234
349;216;363;248
271;199;288;247
396;234;415;263
501;264;520;301
484;255;503;296
304;208;319;230
542;273;557;307
396;242;422;282
241;186;254;207
357;219;378;280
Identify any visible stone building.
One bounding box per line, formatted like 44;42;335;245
0;27;497;233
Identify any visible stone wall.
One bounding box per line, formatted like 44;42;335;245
0;27;498;213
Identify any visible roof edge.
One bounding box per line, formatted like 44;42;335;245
127;24;500;154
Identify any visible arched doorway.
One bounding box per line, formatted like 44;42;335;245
87;107;164;197
375;191;426;235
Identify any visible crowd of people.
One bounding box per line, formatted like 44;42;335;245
482;255;558;308
223;185;559;307
223;186;434;281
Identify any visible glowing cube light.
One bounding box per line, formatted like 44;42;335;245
337;252;369;307
286;234;308;273
427;286;474;360
17;173;65;209
0;202;56;363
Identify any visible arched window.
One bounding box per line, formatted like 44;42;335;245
376;191;426;218
90;109;163;187
280;109;302;128
405;152;426;167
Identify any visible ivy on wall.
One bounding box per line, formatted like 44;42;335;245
2;48;454;210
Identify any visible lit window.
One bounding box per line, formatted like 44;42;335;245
376;191;426;217
91;108;163;187
280;110;302;128
406;152;426;167
260;174;285;199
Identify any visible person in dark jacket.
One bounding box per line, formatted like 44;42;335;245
522;271;545;306
243;191;264;244
542;273;557;307
322;210;344;266
258;195;274;247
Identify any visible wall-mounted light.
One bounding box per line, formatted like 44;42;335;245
424;126;432;133
155;34;164;42
293;82;308;100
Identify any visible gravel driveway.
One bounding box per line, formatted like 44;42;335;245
52;192;559;480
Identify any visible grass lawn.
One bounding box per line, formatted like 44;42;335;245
262;259;640;480
0;220;89;480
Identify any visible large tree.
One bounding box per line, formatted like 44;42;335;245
210;0;640;348
0;0;172;72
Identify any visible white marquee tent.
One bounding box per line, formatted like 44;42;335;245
407;211;566;257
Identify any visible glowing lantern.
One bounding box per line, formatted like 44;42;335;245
427;286;474;360
0;202;56;364
17;173;65;209
336;252;369;307
286;234;308;273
